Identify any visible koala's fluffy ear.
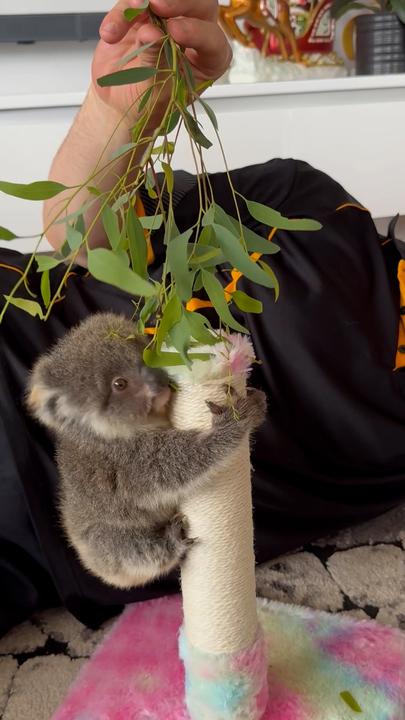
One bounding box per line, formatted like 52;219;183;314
26;357;60;430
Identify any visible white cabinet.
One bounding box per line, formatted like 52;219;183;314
1;41;405;252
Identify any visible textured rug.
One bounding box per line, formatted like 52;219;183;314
52;594;405;720
1;504;404;720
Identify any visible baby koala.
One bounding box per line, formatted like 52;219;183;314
28;312;266;590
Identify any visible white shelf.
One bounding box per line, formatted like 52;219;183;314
1;40;405;111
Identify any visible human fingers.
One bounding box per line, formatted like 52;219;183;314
167;17;232;79
99;0;150;44
149;0;218;22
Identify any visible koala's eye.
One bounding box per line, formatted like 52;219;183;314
112;377;128;392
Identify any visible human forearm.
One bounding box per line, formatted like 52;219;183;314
43;87;137;256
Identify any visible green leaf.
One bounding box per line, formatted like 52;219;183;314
0;226;17;241
123;2;149;21
156;294;182;352
139;214;163;231
391;0;405;22
143;347;211;368
161;162;174;194
201;270;248;334
183;111;212;149
198;225;216;246
119;40;155;66
198;98;219;131
185;310;217;345
227;216;281;255
193;271;204;292
35;256;62;272
0;180;67;201
188;245;222;267
214;204;239;235
87;248;157;297
202;204;215;228
168;314;192;367
55;201;94;225
340;691;362;713
87;185;102;196
111;142;137;161
245;198;322;231
161;109;181;135
232;290;263;314
3;296;44;318
182;56;196;91
138;85;154;112
66;224;83;251
139;295;159;328
40;270;51;308
127;208;147;279
258;260;280;301
101;205;121;251
111;193;130;212
176;76;188;109
97;66;157;88
213;223;278;290
164;39;174;69
167;229;195;301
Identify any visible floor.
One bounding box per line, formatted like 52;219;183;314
1;503;404;720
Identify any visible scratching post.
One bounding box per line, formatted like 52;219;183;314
166;336;269;720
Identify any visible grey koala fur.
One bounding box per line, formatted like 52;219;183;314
27;312;267;590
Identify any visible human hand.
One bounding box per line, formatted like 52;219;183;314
92;0;232;124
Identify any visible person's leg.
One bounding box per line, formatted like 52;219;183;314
202;158;405;562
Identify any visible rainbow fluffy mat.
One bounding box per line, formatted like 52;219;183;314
52;594;405;720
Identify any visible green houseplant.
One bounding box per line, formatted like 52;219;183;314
332;0;405;74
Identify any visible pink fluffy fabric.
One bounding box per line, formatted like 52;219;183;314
52;595;405;720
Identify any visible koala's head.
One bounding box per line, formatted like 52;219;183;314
27;313;172;439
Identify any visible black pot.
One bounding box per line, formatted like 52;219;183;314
356;12;405;75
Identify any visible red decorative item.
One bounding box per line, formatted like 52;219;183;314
245;0;334;57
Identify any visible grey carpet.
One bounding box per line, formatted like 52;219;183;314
1;504;404;719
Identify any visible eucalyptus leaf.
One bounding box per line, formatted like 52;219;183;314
340;691;362;713
162;162;174;194
214;204;239;235
391;0;405;22
97;67;157;88
188;245;222;266
156;294;182;352
87;186;102;196
139;214;163;231
111;142;137;161
127;208;147;278
40;270;51;308
138;85;154;112
167;229;195;301
232;290;263;314
227;216;281;255
164;39;174;69
118;40;156;66
185;310;217;345
193;270;204;292
167;314;192;367
182;56;196;91
213;223;277;290
202;204;215;228
183;111;212;149
102;205;121;251
35;256;62;272
198;98;219;131
258;260;280;300
55;200;94;225
123;2;149;21
198;225;216;246
87;248;157;297
144;347;211;368
201;270;248;334
66;224;83;251
0;226;17;241
111;193;130;212
162;109;181;135
176;76;188;108
0;180;67;201
3;296;44;318
245;198;322;231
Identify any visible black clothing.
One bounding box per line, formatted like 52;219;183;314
1;158;404;636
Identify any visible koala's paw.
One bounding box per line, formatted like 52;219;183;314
207;388;267;431
166;514;196;562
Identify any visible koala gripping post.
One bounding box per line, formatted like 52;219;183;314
166;336;269;720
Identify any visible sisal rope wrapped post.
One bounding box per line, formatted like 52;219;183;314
166;335;269;720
